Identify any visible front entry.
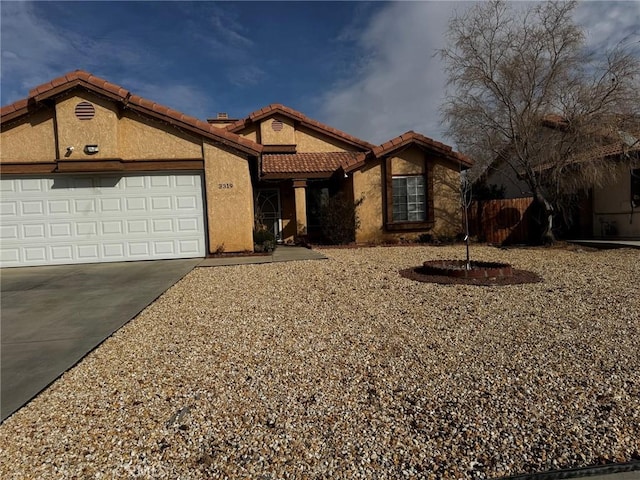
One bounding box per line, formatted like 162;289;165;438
255;189;283;242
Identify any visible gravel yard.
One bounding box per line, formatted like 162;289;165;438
0;245;638;479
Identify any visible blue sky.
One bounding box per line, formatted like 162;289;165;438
2;1;639;145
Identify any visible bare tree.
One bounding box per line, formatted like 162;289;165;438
440;0;640;243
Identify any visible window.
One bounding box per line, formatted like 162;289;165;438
383;157;434;231
392;176;426;222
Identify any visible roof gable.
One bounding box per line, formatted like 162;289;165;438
341;131;473;172
1;70;262;156
226;103;376;151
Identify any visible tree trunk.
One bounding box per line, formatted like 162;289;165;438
533;190;555;245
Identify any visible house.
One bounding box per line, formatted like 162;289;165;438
0;70;471;267
477;121;640;240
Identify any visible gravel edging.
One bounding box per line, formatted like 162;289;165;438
0;246;638;479
399;266;542;286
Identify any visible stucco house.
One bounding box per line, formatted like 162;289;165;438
0;70;471;267
478;125;640;240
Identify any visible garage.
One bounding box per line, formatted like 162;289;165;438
0;172;206;267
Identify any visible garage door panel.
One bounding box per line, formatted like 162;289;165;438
0;173;205;267
21;179;44;191
1;224;19;239
154;241;175;255
151;176;171;187
127;219;149;234
74;199;96;214
1;202;17;216
22;201;45;215
151;196;172;210
126;197;147;211
100;198;121;212
179;239;201;255
24;247;47;262
178;218;199;232
103;243;125;258
76;222;98;236
23;224;46;238
176;196;197;210
152;218;173;233
1;248;19;263
102;221;123;235
124;176;146;189
51;245;74;261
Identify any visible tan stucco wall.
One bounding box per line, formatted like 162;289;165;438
295;127;358;153
391;148;424;175
239;125;258;143
203;142;254;252
2;94;203;163
0;109;56;162
353;148;463;243
55;92;120;159
431;162;463;237
259;115;295;145
592;164;640;237
353;160;385;243
118;113;202;159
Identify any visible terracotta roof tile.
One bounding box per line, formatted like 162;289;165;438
0;98;28;117
227;104;376;151
1;70;262;156
341;131;472;172
533;133;640;172
263;152;359;175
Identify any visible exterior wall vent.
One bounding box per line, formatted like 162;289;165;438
271;119;284;132
75;101;95;120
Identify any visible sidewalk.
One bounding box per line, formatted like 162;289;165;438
198;245;327;267
501;471;639;480
568;239;640;249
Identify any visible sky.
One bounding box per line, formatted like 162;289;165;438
1;1;639;146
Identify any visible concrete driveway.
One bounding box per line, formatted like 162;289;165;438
1;258;201;422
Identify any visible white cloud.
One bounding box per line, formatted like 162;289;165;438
226;65;267;87
575;1;640;52
321;1;640;147
209;7;253;50
0;2;71;90
320;2;470;145
1;2;148;104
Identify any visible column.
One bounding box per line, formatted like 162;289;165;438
293;179;307;236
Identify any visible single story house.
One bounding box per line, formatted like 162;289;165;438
477;122;640;240
0;70;472;267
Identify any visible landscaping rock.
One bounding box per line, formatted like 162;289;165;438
0;246;638;479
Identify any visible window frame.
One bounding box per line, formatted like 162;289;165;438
384;157;434;231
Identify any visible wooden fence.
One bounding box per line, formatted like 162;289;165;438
468;197;536;245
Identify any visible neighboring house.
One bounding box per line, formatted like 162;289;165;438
478;124;640;240
0;71;472;267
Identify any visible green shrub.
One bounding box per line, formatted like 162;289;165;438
253;229;276;252
417;233;434;243
319;193;363;244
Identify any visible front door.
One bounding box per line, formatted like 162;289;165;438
255;189;282;242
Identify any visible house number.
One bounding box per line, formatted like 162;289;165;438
218;183;233;189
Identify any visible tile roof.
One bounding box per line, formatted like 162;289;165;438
341;131;473;172
0;70;262;156
226;104;376;151
533;134;640;173
262;152;360;177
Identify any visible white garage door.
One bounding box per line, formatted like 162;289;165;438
0;173;206;267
